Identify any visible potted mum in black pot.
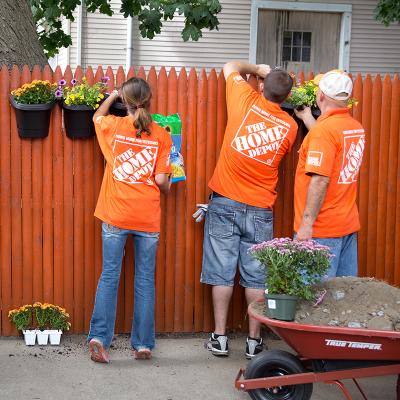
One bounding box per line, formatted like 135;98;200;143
10;80;57;138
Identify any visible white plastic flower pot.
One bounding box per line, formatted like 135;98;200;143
22;330;36;346
49;330;62;345
36;330;49;345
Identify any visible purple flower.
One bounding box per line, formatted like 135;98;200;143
101;76;110;83
71;79;77;86
55;89;63;98
58;79;66;86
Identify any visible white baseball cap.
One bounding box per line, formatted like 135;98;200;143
313;70;353;101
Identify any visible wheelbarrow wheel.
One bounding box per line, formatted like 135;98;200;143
244;350;313;400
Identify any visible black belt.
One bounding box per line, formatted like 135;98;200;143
209;191;224;200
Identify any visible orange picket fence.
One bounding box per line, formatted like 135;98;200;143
0;65;399;336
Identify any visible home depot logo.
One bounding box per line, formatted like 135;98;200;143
231;107;289;166
307;151;323;167
338;130;365;184
112;137;158;185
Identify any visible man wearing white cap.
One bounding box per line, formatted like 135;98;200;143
294;70;366;277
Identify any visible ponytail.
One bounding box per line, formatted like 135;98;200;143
121;78;153;138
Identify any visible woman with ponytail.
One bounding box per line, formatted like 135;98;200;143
87;77;172;363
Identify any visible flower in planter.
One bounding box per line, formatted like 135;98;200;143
250;238;332;301
11;80;57;105
8;305;33;331
287;79;358;110
287;80;319;109
33;302;53;331
47;305;71;331
57;77;108;110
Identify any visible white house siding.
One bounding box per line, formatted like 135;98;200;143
56;0;251;73
254;0;400;75
131;0;251;71
56;0;399;75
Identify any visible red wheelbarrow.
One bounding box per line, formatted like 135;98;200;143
235;301;400;400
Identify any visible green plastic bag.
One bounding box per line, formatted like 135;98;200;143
152;113;186;183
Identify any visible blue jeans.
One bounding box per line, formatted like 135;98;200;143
88;222;159;350
201;195;273;289
313;233;358;278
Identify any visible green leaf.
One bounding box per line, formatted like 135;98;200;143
182;24;202;41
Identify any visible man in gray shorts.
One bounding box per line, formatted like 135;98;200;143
199;60;298;358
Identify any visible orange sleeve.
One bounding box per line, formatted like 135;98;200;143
225;72;259;119
155;130;173;175
94;115;119;138
304;128;336;177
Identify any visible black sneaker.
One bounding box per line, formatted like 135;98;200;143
205;333;229;356
245;337;264;359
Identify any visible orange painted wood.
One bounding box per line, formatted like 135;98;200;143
183;68;198;332
366;75;382;278
0;66;12;334
173;68;188;332
164;67;178;332
20;65;33;305
1;66;400;336
31;65;43;302
358;75;372;278
387;75;400;284
72;66;85;332
11;79;22;332
52;66;64;306
62;65;75;329
127;67;135;79
194;69;207;331
42;66;54;304
375;75;392;279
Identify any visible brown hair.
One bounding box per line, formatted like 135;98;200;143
121;77;152;137
263;69;294;104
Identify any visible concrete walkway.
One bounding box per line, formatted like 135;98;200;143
0;334;397;399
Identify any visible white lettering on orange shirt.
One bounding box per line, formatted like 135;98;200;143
307;151;323;167
338;131;365;184
231;106;289;166
112;139;158;185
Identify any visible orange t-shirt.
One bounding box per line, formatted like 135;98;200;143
94;115;172;232
209;72;298;208
294;108;366;237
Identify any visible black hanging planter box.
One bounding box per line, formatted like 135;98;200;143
281;101;321;118
62;103;96;139
9;96;54;139
109;99;127;117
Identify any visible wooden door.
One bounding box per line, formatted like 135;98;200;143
256;10;342;75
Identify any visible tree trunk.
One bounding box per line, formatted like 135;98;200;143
0;0;48;68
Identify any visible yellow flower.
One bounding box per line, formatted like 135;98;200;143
99;93;104;99
95;104;99;109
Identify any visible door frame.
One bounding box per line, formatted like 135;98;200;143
249;1;352;71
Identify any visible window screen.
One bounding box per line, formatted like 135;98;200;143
282;31;312;62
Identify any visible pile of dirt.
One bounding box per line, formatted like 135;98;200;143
295;277;400;331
